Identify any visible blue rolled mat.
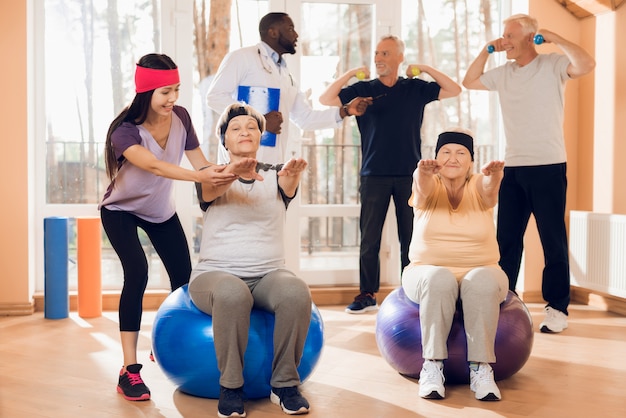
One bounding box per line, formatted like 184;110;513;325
44;217;69;319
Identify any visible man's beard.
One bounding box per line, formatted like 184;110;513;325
278;35;296;55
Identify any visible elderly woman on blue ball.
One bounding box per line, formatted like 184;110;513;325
188;103;312;417
401;129;508;401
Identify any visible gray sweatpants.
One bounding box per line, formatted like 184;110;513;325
189;268;312;389
401;265;508;363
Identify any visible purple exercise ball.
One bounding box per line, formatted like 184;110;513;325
375;287;533;384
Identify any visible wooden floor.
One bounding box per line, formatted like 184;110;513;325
1;301;626;418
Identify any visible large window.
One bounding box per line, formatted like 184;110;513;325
35;0;508;291
39;0;167;292
44;0;159;205
401;0;501;161
37;0;270;292
290;0;503;285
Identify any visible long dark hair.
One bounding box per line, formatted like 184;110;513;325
104;53;178;181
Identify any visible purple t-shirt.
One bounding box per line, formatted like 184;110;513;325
100;106;200;223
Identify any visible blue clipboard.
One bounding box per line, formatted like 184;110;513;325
237;86;280;147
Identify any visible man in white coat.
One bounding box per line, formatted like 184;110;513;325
207;12;369;164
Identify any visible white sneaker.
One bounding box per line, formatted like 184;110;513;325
470;363;501;401
418;360;445;399
540;306;568;333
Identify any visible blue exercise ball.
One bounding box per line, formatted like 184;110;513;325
375;287;533;384
152;284;324;399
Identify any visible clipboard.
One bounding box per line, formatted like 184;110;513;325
237;86;280;147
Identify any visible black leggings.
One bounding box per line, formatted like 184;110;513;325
101;207;191;331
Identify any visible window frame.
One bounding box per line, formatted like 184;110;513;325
33;0;516;292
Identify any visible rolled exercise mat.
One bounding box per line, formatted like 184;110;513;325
44;217;69;319
77;217;102;318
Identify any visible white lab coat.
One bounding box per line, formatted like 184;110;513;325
206;42;342;164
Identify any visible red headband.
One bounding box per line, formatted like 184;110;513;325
134;65;180;93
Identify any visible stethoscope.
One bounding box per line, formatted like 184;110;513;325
257;48;294;86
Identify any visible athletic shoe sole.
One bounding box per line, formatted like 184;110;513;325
345;305;379;314
116;385;150;401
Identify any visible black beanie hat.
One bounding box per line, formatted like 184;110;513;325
435;131;474;161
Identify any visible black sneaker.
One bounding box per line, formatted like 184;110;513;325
218;386;246;418
117;363;150;401
345;292;378;314
270;386;310;415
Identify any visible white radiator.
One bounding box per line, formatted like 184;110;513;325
569;210;626;298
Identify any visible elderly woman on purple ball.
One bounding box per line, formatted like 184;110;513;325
401;128;508;401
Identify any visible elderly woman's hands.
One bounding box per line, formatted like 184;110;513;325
277;158;308;197
227;157;264;181
418;159;442;176
278;158;308;177
481;160;505;177
478;160;505;207
411;159;442;208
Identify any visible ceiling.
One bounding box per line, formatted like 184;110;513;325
555;0;625;18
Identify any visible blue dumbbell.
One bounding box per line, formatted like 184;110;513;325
488;34;543;53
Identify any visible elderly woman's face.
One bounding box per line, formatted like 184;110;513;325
224;115;261;156
436;143;472;179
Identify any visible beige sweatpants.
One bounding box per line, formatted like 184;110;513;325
401;265;508;363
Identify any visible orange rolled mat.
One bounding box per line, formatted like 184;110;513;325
77;217;102;318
